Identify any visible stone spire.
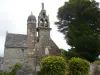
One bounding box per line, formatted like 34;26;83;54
42;3;44;10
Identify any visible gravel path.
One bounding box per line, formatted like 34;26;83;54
89;63;97;75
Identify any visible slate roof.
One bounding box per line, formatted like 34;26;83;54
28;14;36;20
5;33;27;48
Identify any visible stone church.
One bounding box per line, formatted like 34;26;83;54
3;3;61;75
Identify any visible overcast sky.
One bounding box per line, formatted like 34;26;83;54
0;0;100;57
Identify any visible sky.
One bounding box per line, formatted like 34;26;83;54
0;0;100;57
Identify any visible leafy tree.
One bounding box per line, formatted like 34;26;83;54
56;0;100;62
61;48;79;60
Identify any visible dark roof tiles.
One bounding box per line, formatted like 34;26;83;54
5;33;27;48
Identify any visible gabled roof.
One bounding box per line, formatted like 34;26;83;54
5;33;27;48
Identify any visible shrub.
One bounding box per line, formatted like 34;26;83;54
0;72;8;75
40;56;67;75
68;57;90;75
8;62;23;75
0;72;4;75
0;62;23;75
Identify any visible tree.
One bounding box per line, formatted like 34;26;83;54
61;49;79;61
61;49;67;59
55;0;100;62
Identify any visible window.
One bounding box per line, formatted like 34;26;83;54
40;18;44;27
21;49;24;53
45;19;48;27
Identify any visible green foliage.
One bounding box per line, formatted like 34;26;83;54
66;49;79;59
8;62;23;75
0;72;4;75
40;56;67;75
68;57;90;75
61;49;67;59
0;62;23;75
55;0;100;62
56;0;100;31
0;72;8;75
94;60;100;65
67;23;100;62
61;49;79;60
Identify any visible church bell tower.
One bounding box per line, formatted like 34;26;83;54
38;3;50;28
38;3;51;42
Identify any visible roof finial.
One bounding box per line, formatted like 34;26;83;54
42;3;44;10
31;11;33;15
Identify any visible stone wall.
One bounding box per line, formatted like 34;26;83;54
34;28;61;73
3;47;27;71
0;57;3;71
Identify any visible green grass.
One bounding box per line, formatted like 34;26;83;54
94;60;100;65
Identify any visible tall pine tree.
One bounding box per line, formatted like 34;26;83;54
56;0;100;62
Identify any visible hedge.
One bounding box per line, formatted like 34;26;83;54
40;56;67;75
68;57;90;75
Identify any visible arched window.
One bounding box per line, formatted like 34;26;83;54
44;19;48;27
40;18;44;27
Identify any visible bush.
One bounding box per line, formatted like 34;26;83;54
0;62;23;75
68;57;90;75
8;62;23;75
40;56;67;75
0;72;4;75
0;72;8;75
